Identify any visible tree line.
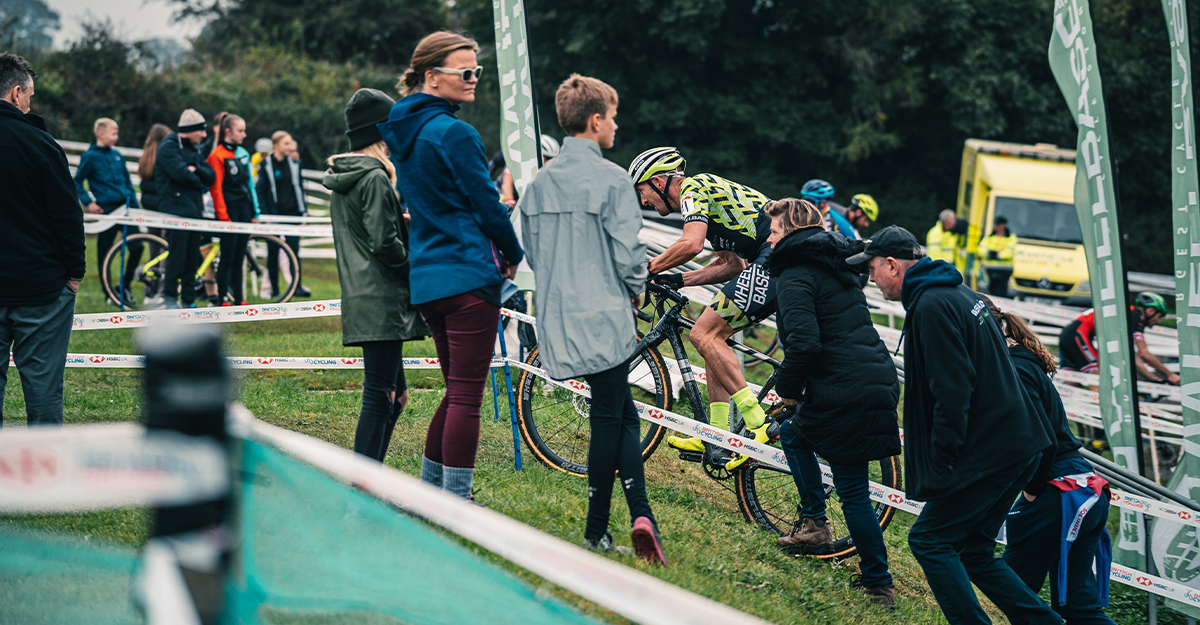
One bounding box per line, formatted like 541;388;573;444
4;0;1196;274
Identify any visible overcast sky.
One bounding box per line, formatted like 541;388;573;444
43;0;205;47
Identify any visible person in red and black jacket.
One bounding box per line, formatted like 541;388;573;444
206;113;259;305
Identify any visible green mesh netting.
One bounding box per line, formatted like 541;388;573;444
227;440;598;625
0;529;142;625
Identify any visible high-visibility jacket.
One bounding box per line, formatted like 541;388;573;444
925;223;958;264
979;233;1017;269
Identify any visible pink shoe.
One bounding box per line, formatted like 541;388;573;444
630;516;668;567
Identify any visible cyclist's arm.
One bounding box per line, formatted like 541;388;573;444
1136;335;1177;383
648;221;707;274
683;251;745;286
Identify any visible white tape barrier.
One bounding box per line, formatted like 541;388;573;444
257;215;332;224
83;208;332;238
71;299;342;331
26;353;510;371
229;406;772;625
0;424;227;513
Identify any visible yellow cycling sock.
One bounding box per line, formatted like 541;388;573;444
710;402;730;431
731;387;767;430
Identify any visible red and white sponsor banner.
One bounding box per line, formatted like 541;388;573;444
0;424;227;513
83;208;331;237
24;354;509;371
71;300;342;331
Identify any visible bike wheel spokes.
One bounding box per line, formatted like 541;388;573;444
100;233;168;310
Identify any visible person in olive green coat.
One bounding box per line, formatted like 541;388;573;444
323;88;428;462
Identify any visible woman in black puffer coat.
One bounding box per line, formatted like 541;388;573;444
765;198;900;606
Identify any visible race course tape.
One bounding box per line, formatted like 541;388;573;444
83;208;332;237
33;354;510;371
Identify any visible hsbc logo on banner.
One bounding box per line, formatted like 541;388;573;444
89;356;106;364
0;446;60;488
257;358;274;365
314;304;326;312
1136;576;1153;587
422;358;438;365
888;493;905;504
645;408;664;421
728;438;744;449
246;309;259;317
566;380;588;392
1179;510;1194;521
341;358;358;365
135;217;145;223
177;312;192;320
109;316;124;324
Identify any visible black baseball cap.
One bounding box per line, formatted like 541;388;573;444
845;225;924;265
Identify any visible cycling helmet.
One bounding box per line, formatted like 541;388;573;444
540;135;561;159
628;147;686;184
801;179;835;201
1136;292;1168;315
850;193;879;222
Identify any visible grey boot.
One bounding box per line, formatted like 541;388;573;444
421;456;444;488
443;466;475;499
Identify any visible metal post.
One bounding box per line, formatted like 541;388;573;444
497;319;523;471
119;224;128;311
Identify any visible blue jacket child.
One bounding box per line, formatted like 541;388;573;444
378;92;523;306
74;143;139;212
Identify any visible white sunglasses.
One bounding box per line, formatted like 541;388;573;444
432;66;483;81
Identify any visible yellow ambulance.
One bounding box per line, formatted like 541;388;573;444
955;139;1090;305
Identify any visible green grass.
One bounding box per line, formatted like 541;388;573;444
0;236;1177;624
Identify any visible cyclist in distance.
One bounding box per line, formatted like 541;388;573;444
826;193;879;241
1058;292;1179;385
630;146;773;469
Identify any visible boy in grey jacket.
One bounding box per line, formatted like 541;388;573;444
519;75;665;566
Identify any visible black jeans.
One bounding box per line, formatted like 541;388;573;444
583;361;654;541
267;235;301;295
353;340;408;462
1003;485;1116;624
0;285;76;425
217;232;249;304
907;456;1060;625
985;267;1012;297
163;229;203;304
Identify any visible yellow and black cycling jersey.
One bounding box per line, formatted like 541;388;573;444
679;173;772;259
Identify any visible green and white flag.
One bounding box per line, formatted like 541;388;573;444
1152;0;1200;613
1048;0;1144;566
492;0;540;289
492;0;540;196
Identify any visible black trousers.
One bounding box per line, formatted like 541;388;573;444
1003;488;1116;624
97;225;144;292
163;229;203;304
353;340;409;462
267;235;302;294
583;360;654;541
985;267;1013;297
217;232;250;304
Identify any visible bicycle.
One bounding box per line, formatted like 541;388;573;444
99;230;301;309
514;281;902;559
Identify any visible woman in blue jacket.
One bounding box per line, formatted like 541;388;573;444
380;31;524;499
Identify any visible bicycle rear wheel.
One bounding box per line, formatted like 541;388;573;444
515;343;671;477
735;443;901;561
245;235;300;303
100;232;169;310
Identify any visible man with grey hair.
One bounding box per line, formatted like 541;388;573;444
850;225;1057;624
0;53;85;426
926;209;968;268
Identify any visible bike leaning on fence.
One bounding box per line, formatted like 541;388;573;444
98;229;301;308
513;281;902;559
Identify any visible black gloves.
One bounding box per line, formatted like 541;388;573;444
650;273;685;290
987;250;999;261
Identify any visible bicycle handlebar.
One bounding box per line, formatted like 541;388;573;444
645;281;687;305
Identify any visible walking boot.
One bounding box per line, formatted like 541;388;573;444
776;516;833;555
852;575;896;609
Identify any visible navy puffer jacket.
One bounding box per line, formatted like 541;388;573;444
767;227;901;464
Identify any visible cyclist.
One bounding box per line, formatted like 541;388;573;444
1058;292;1179;385
629;146;773;469
800;179;844;235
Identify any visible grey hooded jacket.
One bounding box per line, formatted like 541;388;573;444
519;137;647;379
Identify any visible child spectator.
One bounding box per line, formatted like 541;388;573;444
75;117;141;306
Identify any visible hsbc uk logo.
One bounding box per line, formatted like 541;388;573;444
313;304;327;312
0;446;60;488
89;356;106;364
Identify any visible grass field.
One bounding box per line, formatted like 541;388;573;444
0;236;1180;624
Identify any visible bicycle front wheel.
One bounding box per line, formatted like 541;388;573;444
736;444;901;561
100;232;169;310
515;342;671;477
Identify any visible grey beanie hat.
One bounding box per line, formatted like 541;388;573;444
178;108;206;133
345;88;395;151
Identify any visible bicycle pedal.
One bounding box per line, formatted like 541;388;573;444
677;451;703;464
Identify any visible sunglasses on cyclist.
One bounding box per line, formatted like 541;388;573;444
433;65;484;81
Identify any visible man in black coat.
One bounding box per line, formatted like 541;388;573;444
154;109;215;308
764;199;900;608
849;226;1059;625
0;54;85;426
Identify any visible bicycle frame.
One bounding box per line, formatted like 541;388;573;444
636;283;783;428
